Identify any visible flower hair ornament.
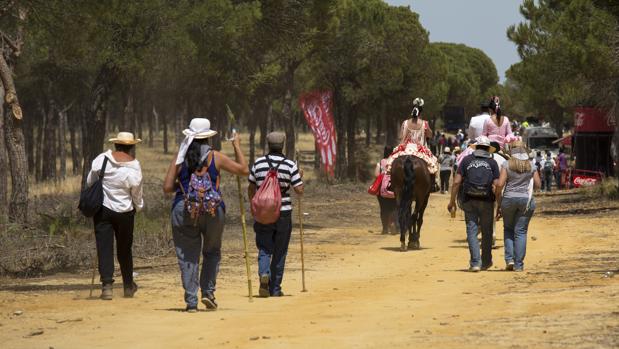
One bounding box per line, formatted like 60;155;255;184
411;97;424;118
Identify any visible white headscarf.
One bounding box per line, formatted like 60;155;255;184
175;127;212;165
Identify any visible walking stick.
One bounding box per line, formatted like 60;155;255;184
236;175;253;302
296;151;307;292
298;196;307;292
89;249;97;298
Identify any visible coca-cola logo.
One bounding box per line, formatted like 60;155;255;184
574;112;585;128
573;176;598;187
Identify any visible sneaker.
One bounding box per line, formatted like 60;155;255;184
468;266;481;272
100;283;113;300
201;292;218;311
514;268;524;272
481;262;493;271
505;262;515;271
186;305;198;313
259;274;270;298
123;281;138;298
271;290;285;297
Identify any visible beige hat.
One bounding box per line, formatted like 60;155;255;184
469;136;496;153
444;147;451;153
182;118;218;139
267;132;285;149
109;132;141;145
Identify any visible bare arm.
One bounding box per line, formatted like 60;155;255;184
424;121;433;139
400;120;408;143
163;154;181;193
447;173;462;212
294;184;304;196
217;135;249;176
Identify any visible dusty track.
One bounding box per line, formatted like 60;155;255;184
1;192;617;349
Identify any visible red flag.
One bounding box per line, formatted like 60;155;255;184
299;91;337;177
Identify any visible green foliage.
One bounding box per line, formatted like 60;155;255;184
506;0;618;130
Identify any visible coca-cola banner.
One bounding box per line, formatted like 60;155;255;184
574;107;615;133
299;91;337;177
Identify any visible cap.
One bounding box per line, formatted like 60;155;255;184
267;132;285;149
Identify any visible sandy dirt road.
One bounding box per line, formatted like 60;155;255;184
1;192;617;349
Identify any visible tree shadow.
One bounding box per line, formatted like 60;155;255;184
380;246;431;252
0;283;95;292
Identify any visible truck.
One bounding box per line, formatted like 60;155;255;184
522;126;560;155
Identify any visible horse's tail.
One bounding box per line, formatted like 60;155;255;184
402;157;416;203
398;157;416;231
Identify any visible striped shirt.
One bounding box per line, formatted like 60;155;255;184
248;153;303;212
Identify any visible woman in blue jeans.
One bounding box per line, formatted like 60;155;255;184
495;141;541;271
163;118;248;312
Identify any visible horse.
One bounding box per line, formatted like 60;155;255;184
390;155;432;251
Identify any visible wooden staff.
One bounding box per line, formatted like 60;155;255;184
296;151;307;292
89;249;97;298
236;175;253;302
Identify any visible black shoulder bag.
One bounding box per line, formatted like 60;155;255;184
78;157;109;217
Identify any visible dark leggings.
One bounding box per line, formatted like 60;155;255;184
377;196;397;233
94;207;135;286
440;170;451;192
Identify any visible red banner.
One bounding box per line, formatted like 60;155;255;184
299;91;337;177
574;107;615;133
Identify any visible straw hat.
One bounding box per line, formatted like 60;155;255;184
182;118;218;139
469;136;496;153
109;132;141;145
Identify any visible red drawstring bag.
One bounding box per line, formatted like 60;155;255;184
368;173;384;196
251;158;282;224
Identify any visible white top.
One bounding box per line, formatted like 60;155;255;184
87;150;144;213
492;153;507;169
468;112;491;140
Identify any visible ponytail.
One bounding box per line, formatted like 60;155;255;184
489;96;502;125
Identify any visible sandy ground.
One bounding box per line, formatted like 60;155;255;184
0;191;617;349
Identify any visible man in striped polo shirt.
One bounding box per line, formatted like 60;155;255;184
248;132;304;297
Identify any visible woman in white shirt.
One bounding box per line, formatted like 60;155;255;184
87;132;144;300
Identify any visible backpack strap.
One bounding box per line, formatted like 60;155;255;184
99;157;109;180
266;155;283;171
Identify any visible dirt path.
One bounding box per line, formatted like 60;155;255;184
1;193;617;348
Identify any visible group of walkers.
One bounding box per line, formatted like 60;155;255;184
85;95;545;313
86;118;303;312
373;96;540;272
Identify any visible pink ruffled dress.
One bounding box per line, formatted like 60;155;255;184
386;119;438;174
482;116;514;148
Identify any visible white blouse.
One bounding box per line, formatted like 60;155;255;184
86;150;144;213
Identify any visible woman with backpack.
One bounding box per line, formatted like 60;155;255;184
86;132;144;300
163;118;249;312
375;146;397;234
495;141;541;271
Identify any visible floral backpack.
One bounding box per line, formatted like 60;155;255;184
180;154;222;221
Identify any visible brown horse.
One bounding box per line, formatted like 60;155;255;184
390;155;432;251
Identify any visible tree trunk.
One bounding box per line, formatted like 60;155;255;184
346;105;357;180
282;88;295;158
149;106;157;147
259;104;269;153
0;53;28;223
334;86;347;179
58;107;68;180
41;99;57;181
365;113;371;146
0;86;8;220
81;63;119;189
249;112;257;164
375;111;382;145
162;111;168;154
68;110;81;176
34;107;44;181
122;87;134;132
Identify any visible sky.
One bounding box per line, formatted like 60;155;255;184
385;0;524;82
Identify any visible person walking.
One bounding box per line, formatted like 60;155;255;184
495;141;541;271
438;147;454;194
448;136;500;272
541;151;555;192
163;118;249;312
248;132;304;297
86;132;144;300
375;146;397;233
557;148;568;189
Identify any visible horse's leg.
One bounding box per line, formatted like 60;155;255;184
398;200;409;252
412;193;430;250
408;204;418;250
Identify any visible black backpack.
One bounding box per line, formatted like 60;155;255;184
78;157;109;217
462;156;494;200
